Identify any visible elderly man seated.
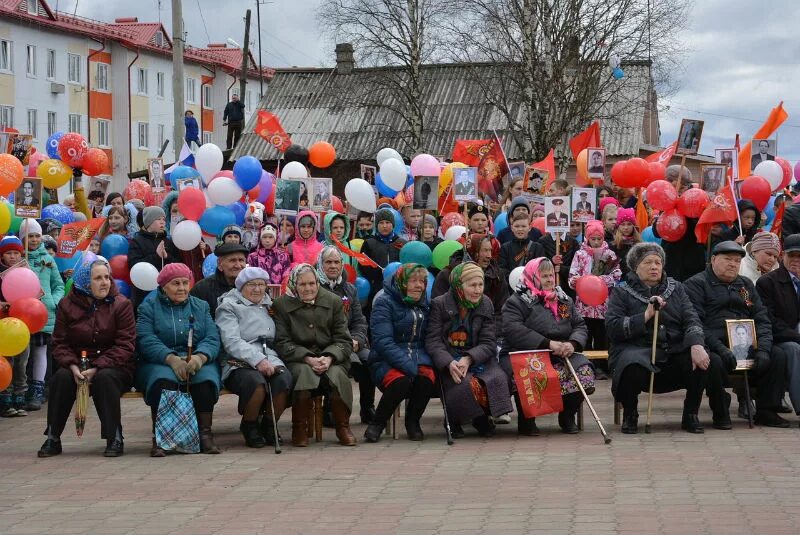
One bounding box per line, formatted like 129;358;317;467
685;241;790;428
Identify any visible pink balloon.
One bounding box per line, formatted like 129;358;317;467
1;268;42;304
775;157;792;191
410;154;441;177
794;160;800;183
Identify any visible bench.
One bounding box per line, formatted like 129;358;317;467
121;389;234;399
578;351;621;429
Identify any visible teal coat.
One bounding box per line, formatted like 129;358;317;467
135;292;221;404
27;243;65;334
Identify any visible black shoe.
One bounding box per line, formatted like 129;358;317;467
104;438;124;457
621;410;638;434
558;411;579;434
448;421;466;439
712;417;732;430
778;399;793;414
472;415;496;437
405;420;424;441
681;413;704;434
712;392;732;430
260;419;283;446
37;438;62;458
240;421;267;448
595;368;609;380
754;410;791;428
364;423;384;443
737;400;756;420
360;406;376;425
517;417;540;436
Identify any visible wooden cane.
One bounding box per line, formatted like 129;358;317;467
644;301;661;434
562;353;611;444
675;154;687;193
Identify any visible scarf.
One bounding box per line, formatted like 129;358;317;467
394;263;427;305
449;262;483;312
286;263;317;304
521;258;559;319
316;245;343;287
376;229;398;244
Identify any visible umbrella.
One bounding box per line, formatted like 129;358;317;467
74;351;89;437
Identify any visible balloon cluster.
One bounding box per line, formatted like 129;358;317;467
34;132;110;189
0;268;46;387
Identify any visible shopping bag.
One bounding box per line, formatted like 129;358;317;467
509;350;564;417
155;388;200;454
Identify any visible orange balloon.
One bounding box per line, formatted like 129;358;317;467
0;357;10;391
0;153;25;196
308;141;336;168
81;148;110;176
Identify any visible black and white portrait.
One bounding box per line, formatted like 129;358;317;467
413;175;438;210
453;167;477;201
311;178;332;212
676;119;704;155
726;319;757;368
571;187;596;223
715;148;739;180
360;164;376;184
274;179;301;216
147;158;165;191
14;177;43;218
587;148;606;179
750;139;776;172
700;164;726;197
544;196;570;234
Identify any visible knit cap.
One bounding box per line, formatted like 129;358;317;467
375;208;395;226
584;220;605;239
156;263;193;287
0;236;24;256
142;206;166;230
749;232;780;254
617;208;636;227
19;218;42;236
235;266;270;291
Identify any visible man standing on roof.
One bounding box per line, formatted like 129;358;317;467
223;94;246;150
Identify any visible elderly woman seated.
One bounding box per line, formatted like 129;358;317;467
272;263;355;447
426;262;512;437
500;258;595;435
136;263;222;456
216;267;293;448
37;258;136;458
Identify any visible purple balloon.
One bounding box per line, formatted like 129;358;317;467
794;160;800;183
256;170;274;203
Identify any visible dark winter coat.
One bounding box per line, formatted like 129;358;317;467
190;269;235;319
756;264;800;344
538;233;579;297
781;201;800;238
128;229;180;309
652;217;706;282
498;236;545;273
722;199;762;244
360;234;405;299
223;100;245;122
319;275;369;350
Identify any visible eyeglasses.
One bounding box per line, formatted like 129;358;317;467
244;282;268;289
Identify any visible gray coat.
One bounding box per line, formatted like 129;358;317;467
215;289;286;382
426;294;513;423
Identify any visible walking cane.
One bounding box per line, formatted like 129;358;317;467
438;372;454;445
186;315;195;395
644;299;661;434
260;337;282;454
562;355;611;444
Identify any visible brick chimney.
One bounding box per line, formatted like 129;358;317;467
335;43;354;74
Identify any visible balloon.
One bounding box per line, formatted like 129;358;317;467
195;143;224;184
57;132;88;167
124;179;152;202
383;261;402;284
376;148;403;167
610;160;627;185
400;241;433;268
612;67;624;79
575;148;589;183
226;201;247;226
0;357;10;390
677;188;709;218
208;177;244;205
344;178;377;213
202;253;218;278
354;276;370;303
233;155;263;191
386;207;405;236
46;132;64;159
114;279;132;298
508;266;525;290
1;268;42;303
129;262;159;291
617;157;649;188
575;275;609;306
795;161;800;183
753;160;783;191
655;208;687;242
740;175;772;211
439;162;467;196
255;171;274;203
0;317;30;356
308;141;336;168
172;220;202;251
645;180;678;211
8;297;48;333
27;150;47;177
375;173;399;197
177;187;206;221
351;238;364;252
109;255;130;283
493;212;508;236
648;162;666;185
439;212;466;236
199;205;236;236
101;234;129;258
775;158;793;191
41;203;74;224
36;158;73;188
281;161;308;179
54;253;83;273
405;165;414;188
170;165;201;182
432;240;463;270
0;202;9;234
380;158;407;190
641;226;661;244
331;195;344;213
426;271;434;301
410;154;440;177
81;148;109;176
0;153;24;196
444;225;467;242
284;144;309;165
532;216;545;234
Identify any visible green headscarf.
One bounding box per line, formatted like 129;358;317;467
449;261;484;311
394;263;428;305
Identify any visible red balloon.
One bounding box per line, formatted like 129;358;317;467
0;357;10;391
331;195;344;213
739;175;772;211
109;255;130;284
775;157;793;191
145;188;168;207
343;264;356;282
178;187;206;221
610;160;627;184
8;297;48;334
616;157;650;188
677;188;709;218
439;212;466;236
531;216;545;234
646;180;678;211
647;162;666;185
123;179;152;202
575;275;609;306
57;132;88;167
655;208;687;242
81;148;109;176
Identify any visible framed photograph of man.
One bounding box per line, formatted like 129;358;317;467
750;139;777;172
676;118;704;155
587;148;606;179
14;177;43;218
506;161;525;187
453;167;478;202
89;176;111;196
147;158;165;191
726;319;757;370
311;178;333;212
413;175;438;210
523;166;548;197
297;179;311;210
274;179;301;216
7;134;33;165
715;148;739;180
544;196;570;234
175;176;202;192
360;164;376;184
571;188;596;223
700;164;727;198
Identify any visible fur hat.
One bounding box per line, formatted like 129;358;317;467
627;242;666;272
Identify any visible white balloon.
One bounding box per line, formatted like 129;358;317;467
344;178;377;213
609;54;621;70
376;147;403;167
172;220;202;251
380;158;407;190
207;177;244;205
282;161;308;179
130;262;160;291
754;160;783;191
444;225;467;242
195;144;224;184
508;266;525;291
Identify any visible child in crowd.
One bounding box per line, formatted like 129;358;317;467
499;212;544;273
220;225;243;245
247;223;291;285
400;206;422;242
355;212;374;239
418;214;443;251
611;208;641;275
724;199;761;245
601;202;618;243
241;202;265;251
288;210;323;265
0;236;31;417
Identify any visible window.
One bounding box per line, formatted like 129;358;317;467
27;109;37;139
157;124;165;147
203;131;213;144
26;45;36;76
68;53;81;83
96;63;108;91
202;85;212;108
230;88;239;99
97;119;109;147
47;111;56;137
27;0;38;15
0;40;13;72
46;49;55;79
156;72;165;98
137;122;149;149
186;77;197;103
0;106;12;130
68;114;82;134
137;68;148;95
154;32;164;47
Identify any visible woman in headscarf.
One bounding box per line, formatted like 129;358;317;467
500;258;594;435
246;222;291;285
216;267;292;448
365;264;433;442
467;235;509;335
37;258;136;458
426;262;512;437
272;263;354;447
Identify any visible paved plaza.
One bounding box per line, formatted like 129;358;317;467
2;385;800;535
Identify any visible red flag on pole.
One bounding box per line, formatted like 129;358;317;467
695;186;738;244
451;139;493;166
529;149;557;192
737;102;789;176
568;121;601;160
56;218;105;258
255;111;292;152
477;135;509;200
509;350;563;417
645;141;678;164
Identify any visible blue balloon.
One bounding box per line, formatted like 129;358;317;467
400;241;433;268
233;156;263;191
170;165;200;181
642;226;661;244
388;207;405;236
46;132;64;159
42;203;75;224
405;165;414;188
383;261;402;284
226;201;247;226
101;234;129;258
202;253;218;278
199;205;236;236
763;195;776;226
375;172;399;197
494;212;508;236
612;67;624;80
114;279;132;298
354;276;370;303
426;271;434;300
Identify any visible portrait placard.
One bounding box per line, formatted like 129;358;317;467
274;179;302;216
750;139;777;172
544;195;570;234
453;167;477;202
676;118;704;155
14;177;43;218
360;164;376;184
571;187;596;223
700;164;727;198
413;175;439;210
726;319;757;370
587;148;606;179
147;158;165;191
715;148;739;180
311;178;333;212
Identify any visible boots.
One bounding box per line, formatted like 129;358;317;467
472;415;495;437
330;394;357;446
711;391;732;430
197;412;221;454
240;420;266;448
261;390;287;446
150;408;166;457
404;377;433;441
558;393;581;434
621;409;639;434
358;375;376;425
364;381;407;443
291;391;312;447
26;380;45;411
681;412;704;434
514;393;540;436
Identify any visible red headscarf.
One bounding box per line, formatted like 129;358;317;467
521;258;559;319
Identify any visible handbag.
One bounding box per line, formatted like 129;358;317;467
155;386;200;454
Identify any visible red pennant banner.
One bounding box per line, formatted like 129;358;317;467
332;236;379;269
509;350;563;417
56;218;105;258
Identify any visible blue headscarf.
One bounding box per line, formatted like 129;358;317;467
72;255;108;296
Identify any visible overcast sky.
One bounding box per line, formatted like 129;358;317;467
70;0;800;161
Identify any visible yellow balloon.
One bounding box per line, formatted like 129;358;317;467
37;158;73;189
576;148;588;181
351;238;364;253
439;162;467;198
0;317;31;357
0;201;9;234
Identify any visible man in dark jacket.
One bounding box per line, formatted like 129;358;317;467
780;198;800;239
128;206;180;310
223;94;246;150
756;234;800;419
190;243;248;318
684;241;790;428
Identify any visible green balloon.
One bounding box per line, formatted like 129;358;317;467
41;189;50;205
4;202;22;233
432;240;464;271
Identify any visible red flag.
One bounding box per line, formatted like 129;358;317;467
528;149;557;192
452;139;493;166
255;111;292;152
331;236;379;269
771;201;787;239
477;135;509;200
645;141;678;164
509;350;563;417
695;186;738;244
568;121;601;160
738;102;789;175
635;195;649;230
56;218;105;258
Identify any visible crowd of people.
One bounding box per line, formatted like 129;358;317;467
1;160;798;459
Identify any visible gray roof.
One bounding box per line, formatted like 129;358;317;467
233;61;655;162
